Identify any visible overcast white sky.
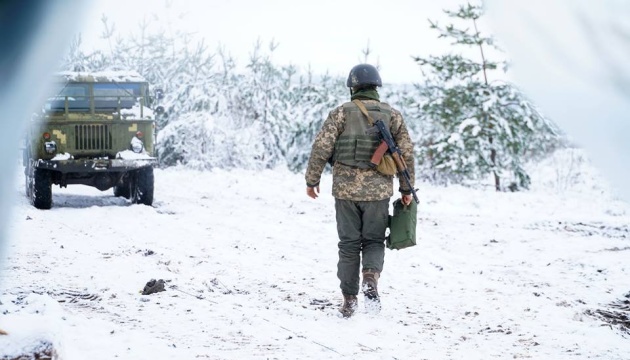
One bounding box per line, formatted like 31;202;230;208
80;0;478;84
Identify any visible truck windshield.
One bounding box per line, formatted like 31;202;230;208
45;82;145;112
93;83;141;100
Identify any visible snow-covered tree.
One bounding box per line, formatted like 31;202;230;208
410;3;562;190
285;72;347;172
61;16;351;172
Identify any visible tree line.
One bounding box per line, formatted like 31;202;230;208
61;3;564;191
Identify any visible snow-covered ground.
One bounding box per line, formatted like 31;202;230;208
2;150;630;359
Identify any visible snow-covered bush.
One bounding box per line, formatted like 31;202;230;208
61;5;565;186
61;17;349;172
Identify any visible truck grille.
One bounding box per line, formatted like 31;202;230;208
74;125;112;150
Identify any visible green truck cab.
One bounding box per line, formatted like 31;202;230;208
24;71;162;209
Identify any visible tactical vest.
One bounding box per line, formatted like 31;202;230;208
334;101;392;169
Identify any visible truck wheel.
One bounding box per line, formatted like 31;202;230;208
113;177;131;199
132;167;154;206
32;168;52;210
25;161;33;199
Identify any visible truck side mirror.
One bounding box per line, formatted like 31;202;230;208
154;88;164;100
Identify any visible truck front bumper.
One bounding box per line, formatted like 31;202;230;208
35;158;157;174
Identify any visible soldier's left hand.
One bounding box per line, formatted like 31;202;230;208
401;194;413;206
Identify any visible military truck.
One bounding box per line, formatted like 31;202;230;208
24;71;163;209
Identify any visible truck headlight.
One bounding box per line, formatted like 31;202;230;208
44;141;57;154
130;136;144;153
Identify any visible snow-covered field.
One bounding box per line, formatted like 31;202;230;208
2;150;630;359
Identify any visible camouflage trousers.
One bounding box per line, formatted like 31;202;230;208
335;198;389;296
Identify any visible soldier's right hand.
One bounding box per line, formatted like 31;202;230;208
306;186;320;199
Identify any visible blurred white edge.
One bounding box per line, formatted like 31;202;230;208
0;1;89;268
485;0;630;201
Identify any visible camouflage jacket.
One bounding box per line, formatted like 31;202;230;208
305;99;415;201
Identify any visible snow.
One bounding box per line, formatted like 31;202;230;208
116;150;154;160
56;70;147;83
0;294;64;358
130;137;145;153
457;118;481;136
51;153;72;161
447;132;461;145
2;153;630;359
119;103;155;120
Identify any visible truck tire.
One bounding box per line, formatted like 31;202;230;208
32;168;52;210
25;161;33;199
132;167;154;206
113;177;131;199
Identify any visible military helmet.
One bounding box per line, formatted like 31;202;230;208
346;64;382;88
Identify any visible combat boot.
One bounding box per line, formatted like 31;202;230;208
362;269;381;313
339;294;358;318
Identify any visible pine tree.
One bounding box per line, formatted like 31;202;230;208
411;3;561;190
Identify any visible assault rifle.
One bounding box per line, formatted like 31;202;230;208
366;120;419;204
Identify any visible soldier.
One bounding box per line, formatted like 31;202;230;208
305;64;415;318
